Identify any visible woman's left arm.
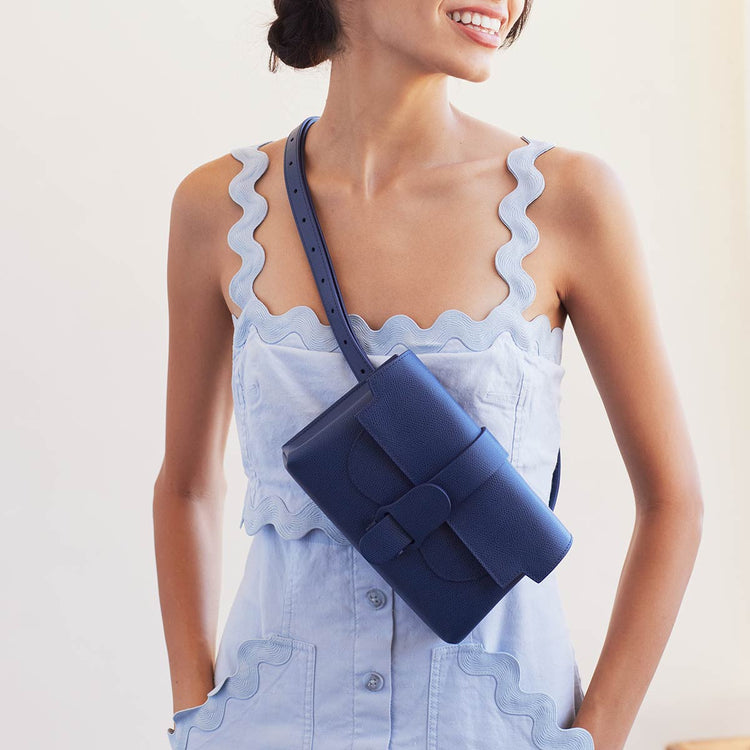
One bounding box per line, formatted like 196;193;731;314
550;149;704;750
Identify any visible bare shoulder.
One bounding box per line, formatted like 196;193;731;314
166;150;253;326
528;141;643;306
532;143;635;246
169;151;248;247
466;116;631;235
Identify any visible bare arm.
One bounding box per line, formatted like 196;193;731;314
153;158;236;718
552;150;704;749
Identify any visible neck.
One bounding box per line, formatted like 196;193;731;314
303;54;468;197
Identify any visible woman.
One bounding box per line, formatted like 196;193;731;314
153;1;704;748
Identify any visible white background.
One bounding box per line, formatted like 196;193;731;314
1;1;748;748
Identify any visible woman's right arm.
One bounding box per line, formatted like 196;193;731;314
152;158;237;718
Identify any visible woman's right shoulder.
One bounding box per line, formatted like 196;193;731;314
170;138;283;226
170;148;255;234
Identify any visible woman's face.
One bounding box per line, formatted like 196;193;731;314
339;1;527;82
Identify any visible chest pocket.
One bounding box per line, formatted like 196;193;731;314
474;368;531;470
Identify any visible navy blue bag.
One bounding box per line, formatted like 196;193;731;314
280;116;572;644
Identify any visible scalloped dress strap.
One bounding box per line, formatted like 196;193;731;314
496;135;556;331
504;136;561;510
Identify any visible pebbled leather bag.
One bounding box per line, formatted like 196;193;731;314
280;116;573;644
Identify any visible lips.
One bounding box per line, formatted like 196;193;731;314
446;10;505;48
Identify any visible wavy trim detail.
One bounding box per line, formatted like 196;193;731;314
226;139;563;364
240;491;350;545
166;635;315;750
449;644;595;749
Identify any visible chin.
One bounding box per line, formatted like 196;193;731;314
439;56;495;83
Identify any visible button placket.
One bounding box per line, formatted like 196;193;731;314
352;551;394;749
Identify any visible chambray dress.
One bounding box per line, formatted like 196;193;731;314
166;137;595;750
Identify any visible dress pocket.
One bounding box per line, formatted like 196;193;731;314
426;642;594;750
166;634;316;750
476;369;529;467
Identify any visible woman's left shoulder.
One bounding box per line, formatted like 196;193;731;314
529;139;634;239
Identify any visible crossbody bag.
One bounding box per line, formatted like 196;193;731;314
280;116;572;644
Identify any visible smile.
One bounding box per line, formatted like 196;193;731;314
446;9;504;36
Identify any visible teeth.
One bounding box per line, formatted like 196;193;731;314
448;10;502;34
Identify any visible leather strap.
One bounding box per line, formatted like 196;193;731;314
283;115;374;383
282;115;562;510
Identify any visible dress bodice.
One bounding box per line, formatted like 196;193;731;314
227;138;566;544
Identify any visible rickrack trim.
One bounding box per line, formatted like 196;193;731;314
226;138;563;364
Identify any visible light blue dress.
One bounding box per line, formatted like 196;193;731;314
167;136;595;750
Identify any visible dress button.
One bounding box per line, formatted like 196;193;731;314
366;588;386;609
365;672;384;691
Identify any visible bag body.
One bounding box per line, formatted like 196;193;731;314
280;115;573;643
282;346;572;643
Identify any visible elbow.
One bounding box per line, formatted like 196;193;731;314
636;482;705;532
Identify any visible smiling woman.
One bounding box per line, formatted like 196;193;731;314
153;1;704;749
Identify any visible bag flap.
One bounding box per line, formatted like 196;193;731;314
356;350;481;483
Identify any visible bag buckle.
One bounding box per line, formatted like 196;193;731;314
359;483;451;565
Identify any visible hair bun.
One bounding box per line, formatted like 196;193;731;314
268;0;342;71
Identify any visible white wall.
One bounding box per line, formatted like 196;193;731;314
0;1;747;748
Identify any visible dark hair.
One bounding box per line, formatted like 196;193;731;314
267;0;533;72
267;0;344;72
501;0;534;50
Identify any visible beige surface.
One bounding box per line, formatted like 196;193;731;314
666;739;750;750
